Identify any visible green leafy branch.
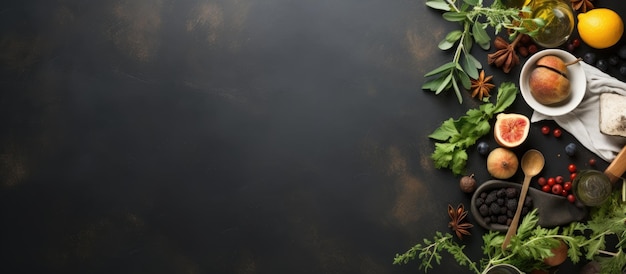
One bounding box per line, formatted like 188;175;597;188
394;190;626;273
423;0;543;103
429;82;517;176
393;231;480;273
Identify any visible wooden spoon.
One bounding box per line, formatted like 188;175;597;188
502;149;545;250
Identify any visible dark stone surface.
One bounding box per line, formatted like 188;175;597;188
0;1;624;273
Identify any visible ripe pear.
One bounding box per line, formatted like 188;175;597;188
529;55;571;105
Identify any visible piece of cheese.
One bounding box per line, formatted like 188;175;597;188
599;93;626;137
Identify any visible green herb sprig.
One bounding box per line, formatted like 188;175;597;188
429;82;517;176
423;0;543;103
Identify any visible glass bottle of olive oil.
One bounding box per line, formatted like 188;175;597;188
527;0;575;48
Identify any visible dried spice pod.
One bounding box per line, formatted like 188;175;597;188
488;35;523;73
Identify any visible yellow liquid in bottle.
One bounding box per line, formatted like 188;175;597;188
529;0;575;48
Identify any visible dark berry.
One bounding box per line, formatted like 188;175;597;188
524;195;533;207
583;52;596;64
506;199;518;211
479;204;489;216
565;143;576;156
619;64;626;76
567;43;575;52
505;187;518;198
528;44;538;54
477;141;490;155
596;59;609;72
572;38;581;48
498;215;508;224
619;45;626;59
609;55;620;66
490;203;501;215
519;46;529;57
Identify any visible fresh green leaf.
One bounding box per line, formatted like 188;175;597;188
442;11;468;22
461;54;479;79
428;118;458;141
424;62;456;77
445;30;463;42
451;74;463;103
492;82;518;113
472;21;491;50
435;73;453;95
463;0;479;6
456;69;471;90
438;39;456;50
425;0;451;11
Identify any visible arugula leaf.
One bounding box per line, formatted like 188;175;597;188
429;82;518;175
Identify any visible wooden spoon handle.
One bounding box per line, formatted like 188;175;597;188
605;145;626;184
502;175;532;250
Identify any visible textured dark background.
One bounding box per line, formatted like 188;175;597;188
0;1;624;273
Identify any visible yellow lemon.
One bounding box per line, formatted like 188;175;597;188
577;8;624;49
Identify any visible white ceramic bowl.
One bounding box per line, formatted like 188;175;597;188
519;49;586;117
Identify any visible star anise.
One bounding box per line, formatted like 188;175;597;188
571;0;593;12
448;203;473;240
487;35;523;73
470;70;495;100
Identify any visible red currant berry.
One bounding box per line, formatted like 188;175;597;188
564;182;572;191
568;164;577;173
570;173;577;181
548;177;556;186
542;184;551;192
528;44;538;54
567;194;576;203
541;126;550;135
552;184;563;195
538;177;547;186
555;175;564;184
553;128;562;138
561;189;568;196
572;38;581;48
589;158;597;166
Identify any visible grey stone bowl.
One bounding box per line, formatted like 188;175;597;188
470;180;588;232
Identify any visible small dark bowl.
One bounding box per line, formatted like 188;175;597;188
471;180;588;232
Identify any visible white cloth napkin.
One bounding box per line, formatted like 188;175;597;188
531;61;626;162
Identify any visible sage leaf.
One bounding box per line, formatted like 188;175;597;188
455;69;471;90
424;62;456;77
445;30;463;42
442;12;468;22
425;0;451;11
472;21;491;50
461;55;478;80
438;40;455;50
435;73;453;95
451;74;463;103
422;77;445;91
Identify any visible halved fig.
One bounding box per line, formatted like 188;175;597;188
494;113;530;148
